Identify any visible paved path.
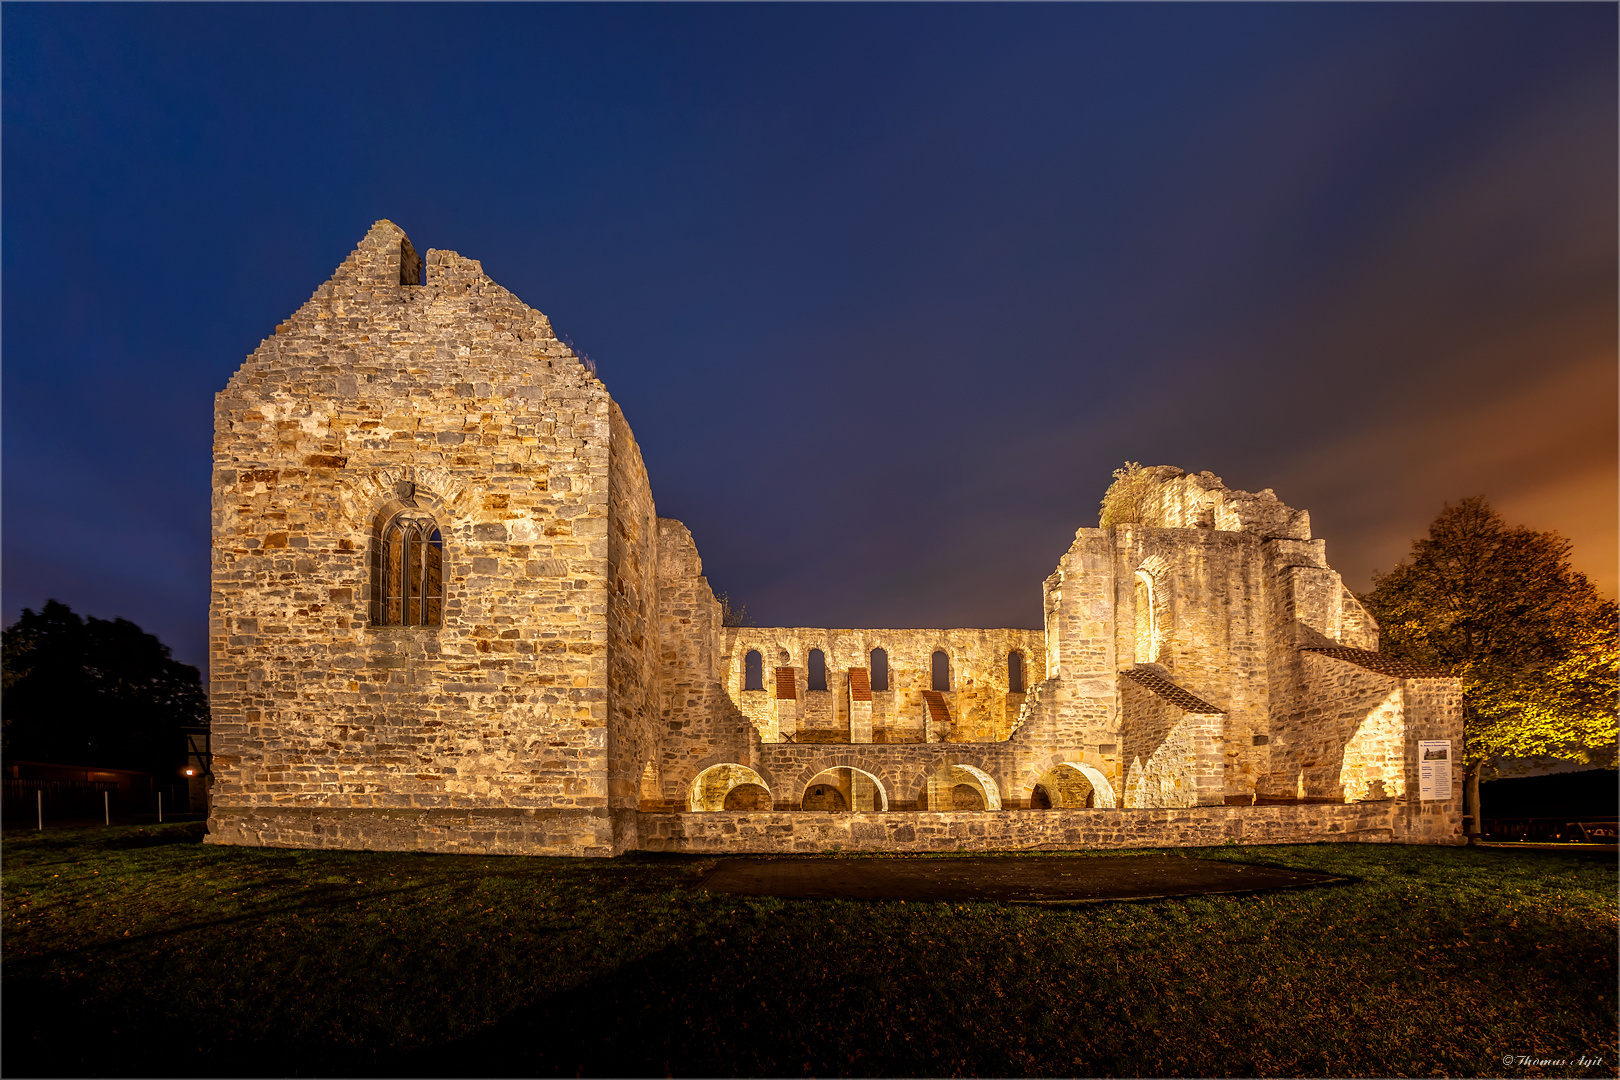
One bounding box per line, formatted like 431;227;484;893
696;853;1347;903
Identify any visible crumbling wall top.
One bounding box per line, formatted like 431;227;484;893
1117;466;1311;540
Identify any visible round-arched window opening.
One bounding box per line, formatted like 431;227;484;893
931;650;950;692
870;648;889;691
1134;570;1160;663
808;648;828;692
744;650;764;691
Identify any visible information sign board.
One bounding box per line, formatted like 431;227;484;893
1418;740;1452;801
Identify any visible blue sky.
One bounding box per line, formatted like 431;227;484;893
4;3;1615;672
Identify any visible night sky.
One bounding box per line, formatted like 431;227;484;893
4;4;1615;675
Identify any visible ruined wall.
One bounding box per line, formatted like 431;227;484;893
210;233;1469;856
1114;527;1269;797
604;403;660;851
1279;655;1406;801
1018;530;1118;755
1133;467;1312;540
209;221;617;856
650;520;758;811
638;798;1461;854
720;628;1042;745
1119;681;1224;808
1396;677;1467;843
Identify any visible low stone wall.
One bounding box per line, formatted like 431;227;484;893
207;805;618;857
206;798;1462;858
638;800;1464;854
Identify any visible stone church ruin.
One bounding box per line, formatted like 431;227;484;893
207;221;1464;856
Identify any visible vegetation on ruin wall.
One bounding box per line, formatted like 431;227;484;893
1098;460;1156;528
4;826;1615;1078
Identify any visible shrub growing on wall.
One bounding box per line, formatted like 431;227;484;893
1099;462;1157;528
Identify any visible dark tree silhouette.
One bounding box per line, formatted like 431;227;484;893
2;600;209;775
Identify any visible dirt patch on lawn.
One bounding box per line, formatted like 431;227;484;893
695;853;1348;903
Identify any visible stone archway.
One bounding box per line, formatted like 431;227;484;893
689;763;773;812
914;762;1003;811
799;766;889;812
1030;761;1117;809
950;763;1003;810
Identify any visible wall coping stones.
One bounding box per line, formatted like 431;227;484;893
1302;647;1454;680
1120;666;1224;713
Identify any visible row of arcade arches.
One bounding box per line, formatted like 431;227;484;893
687;761;1115;812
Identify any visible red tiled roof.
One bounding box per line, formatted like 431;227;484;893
847;668;872;702
1302;647;1453;680
1118;667;1223;714
921;690;951;723
774;667;797;700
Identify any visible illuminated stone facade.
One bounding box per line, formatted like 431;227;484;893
206;222;1465;857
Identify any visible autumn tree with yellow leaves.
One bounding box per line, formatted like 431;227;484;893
1360;497;1617;835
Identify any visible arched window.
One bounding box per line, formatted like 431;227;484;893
372;512;443;626
1008;650;1025;693
870;647;889;691
807;648;828;692
744;650;764;691
931;650;950;692
1134;570;1159;663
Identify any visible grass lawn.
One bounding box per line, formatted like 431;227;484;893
3;825;1615;1078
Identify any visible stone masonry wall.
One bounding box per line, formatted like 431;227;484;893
638;798;1460;855
1021;530;1118;756
209;221;618;856
604;402;660;852
1116;526;1269;798
1120;684;1223;808
1395;677;1466;843
1133;467;1312;541
650;520;758;812
210;233;1469;858
721;628;1042;745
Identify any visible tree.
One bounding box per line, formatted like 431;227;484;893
2;600;210;776
1360;498;1618;835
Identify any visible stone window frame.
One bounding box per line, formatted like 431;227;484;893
869;647;890;692
368;488;446;629
743;649;765;691
931;649;951;692
1133;563;1170;664
1007;649;1026;694
806;648;829;692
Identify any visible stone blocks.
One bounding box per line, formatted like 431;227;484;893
209;221;1466;858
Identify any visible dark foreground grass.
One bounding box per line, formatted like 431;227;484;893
2;826;1615;1078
